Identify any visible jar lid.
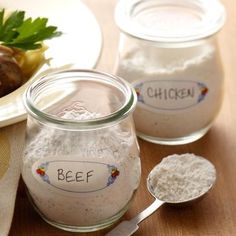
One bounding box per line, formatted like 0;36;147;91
115;0;226;43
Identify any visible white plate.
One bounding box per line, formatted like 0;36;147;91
0;0;102;128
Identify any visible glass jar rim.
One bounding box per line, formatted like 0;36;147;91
115;0;226;43
24;69;137;129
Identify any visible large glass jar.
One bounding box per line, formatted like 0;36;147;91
22;70;141;232
114;0;226;145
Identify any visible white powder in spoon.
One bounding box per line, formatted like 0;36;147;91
148;153;216;203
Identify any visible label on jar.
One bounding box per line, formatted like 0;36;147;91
133;80;209;111
32;157;121;194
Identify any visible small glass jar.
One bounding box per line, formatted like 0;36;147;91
114;0;226;145
22;70;141;232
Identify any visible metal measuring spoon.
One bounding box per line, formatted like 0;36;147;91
106;158;216;236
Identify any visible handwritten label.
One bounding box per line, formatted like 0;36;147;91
134;80;209;111
32;159;120;193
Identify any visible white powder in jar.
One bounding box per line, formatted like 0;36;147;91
148;153;216;203
22;104;141;226
115;43;224;139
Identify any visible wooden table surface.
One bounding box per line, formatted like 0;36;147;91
9;0;236;235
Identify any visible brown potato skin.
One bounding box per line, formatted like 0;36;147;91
0;56;24;98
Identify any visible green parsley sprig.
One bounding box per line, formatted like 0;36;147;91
0;9;62;50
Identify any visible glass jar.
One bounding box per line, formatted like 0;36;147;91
114;0;226;145
22;70;141;232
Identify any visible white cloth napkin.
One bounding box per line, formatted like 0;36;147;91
0;122;25;236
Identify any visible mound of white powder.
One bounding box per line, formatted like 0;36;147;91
148;153;216;203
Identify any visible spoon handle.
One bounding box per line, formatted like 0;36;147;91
105;199;164;236
130;199;164;225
